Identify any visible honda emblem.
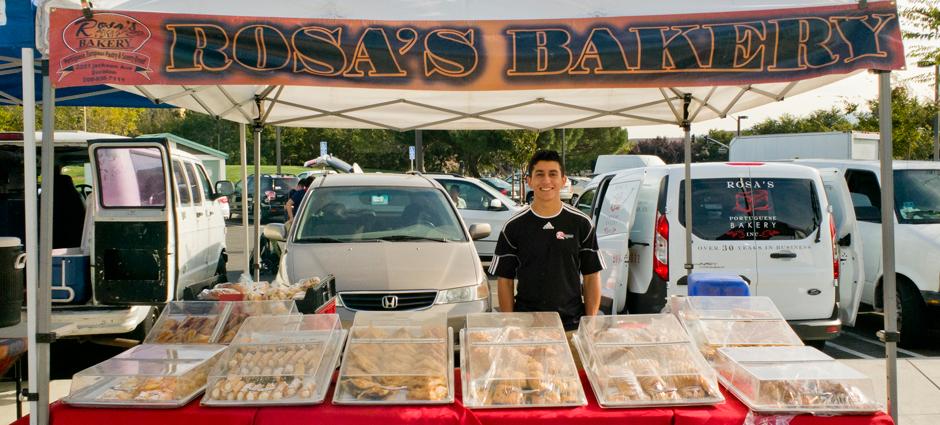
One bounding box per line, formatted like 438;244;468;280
381;295;399;309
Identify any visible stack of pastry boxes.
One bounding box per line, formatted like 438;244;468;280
572;314;724;408
334;311;454;404
202;314;346;405
675;296;804;362
460;312;586;408
714;345;882;414
145;300;300;345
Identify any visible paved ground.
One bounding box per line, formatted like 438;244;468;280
2;221;938;424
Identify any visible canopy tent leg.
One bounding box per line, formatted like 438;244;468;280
681;93;693;278
20;47;43;425
240;123;249;278
34;59;55;425
253;124;262;283
877;70;899;424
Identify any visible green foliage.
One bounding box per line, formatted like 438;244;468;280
746;108;854;135
901;0;940;84
853;86;938;159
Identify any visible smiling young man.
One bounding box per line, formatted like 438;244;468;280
489;150;604;333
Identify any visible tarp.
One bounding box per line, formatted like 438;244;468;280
0;0;167;107
38;0;905;131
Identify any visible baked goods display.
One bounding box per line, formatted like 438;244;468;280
202;314;345;406
198;277;323;301
145;301;229;344
675;296;803;361
65;344;225;408
715;346;882;414
461;312;586;409
216;301;298;344
573;314;723;408
334;311;454;405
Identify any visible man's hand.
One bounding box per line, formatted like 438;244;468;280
497;277;515;312
582;272;601;315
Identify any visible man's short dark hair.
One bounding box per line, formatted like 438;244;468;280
527;150;565;176
300;176;315;187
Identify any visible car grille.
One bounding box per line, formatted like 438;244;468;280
340;291;438;311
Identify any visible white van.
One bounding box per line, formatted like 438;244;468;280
590;162;850;343
0;135;232;337
793;159;940;347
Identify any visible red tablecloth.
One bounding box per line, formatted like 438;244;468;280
11;373;891;425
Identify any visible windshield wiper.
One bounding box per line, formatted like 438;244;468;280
377;235;448;242
295;237;347;243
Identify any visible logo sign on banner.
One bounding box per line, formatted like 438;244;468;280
49;2;904;88
409;146;415;161
320;141;328;157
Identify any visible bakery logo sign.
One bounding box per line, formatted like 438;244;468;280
726;180;780;240
58;13;153;83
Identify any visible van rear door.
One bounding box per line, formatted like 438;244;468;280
749;166;835;321
820;168;865;326
594;172;642;314
89;139;174;304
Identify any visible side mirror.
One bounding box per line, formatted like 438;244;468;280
488;199;503;210
264;223;287;242
468;223;492;241
215;180;235;197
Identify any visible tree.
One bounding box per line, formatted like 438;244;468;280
746;108;854;135
901;0;940;84
853;85;937;159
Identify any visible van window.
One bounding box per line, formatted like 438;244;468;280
195;165;214;200
597;180;640;237
630;176;665;244
172;160;192;206
438;179;495;211
184;162;202;205
844;169;881;223
679;178;820;241
894;169;940;224
95;147;166;208
576;189;596;216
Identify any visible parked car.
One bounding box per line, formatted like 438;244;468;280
427;174;523;265
567;176;592;205
229;174;299;222
479;177;513;197
792;159;940;347
267;173;492;333
297;169;336;181
589;162;846;344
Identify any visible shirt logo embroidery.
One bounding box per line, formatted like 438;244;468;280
556;231;573;240
542;222;555;230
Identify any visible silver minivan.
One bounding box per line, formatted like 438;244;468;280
269;173;492;331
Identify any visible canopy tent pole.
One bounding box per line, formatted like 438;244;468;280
275;126;282;175
20;47;42;425
877;70;899;424
239;123;249;277
253;123;262;283
415;130;424;173
681;93;693;278
34;58;55;425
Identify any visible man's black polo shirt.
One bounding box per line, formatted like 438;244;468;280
489;204;605;330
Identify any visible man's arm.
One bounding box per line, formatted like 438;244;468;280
582;272;601;316
497;277;514;312
285;198;295;221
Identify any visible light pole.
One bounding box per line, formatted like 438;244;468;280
918;60;939;161
736;115;748;137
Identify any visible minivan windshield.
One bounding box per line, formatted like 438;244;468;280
294;186;467;243
679;177;820;241
895;170;940;224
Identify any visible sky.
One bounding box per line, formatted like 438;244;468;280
628;0;937;139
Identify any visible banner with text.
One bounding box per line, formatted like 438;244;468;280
49;2;905;89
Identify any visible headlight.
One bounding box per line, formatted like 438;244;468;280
436;280;490;304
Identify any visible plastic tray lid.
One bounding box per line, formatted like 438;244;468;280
465;312;567;344
590;343;711;377
144;301;232;344
114;344;227;361
678;296;785;320
465;312;563;330
230;314;342;344
697;320;803;347
216;300;301;343
717;346;833;364
578;314;690;346
349;311;447;342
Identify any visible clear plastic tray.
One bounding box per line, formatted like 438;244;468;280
676;297;803;361
64;344;225;408
573;315;723;408
202;314;345;406
333;311;454;405
145;301;231;344
460;312;586;409
215;301;300;344
715;346;883;414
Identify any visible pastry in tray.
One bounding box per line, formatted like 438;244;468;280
469;376;583;406
350;325;445;340
95;369;208;402
603;373;720;402
338;375;450;401
208;376;316;401
756;380;875;409
467;345;581;406
467;326;565;344
204;344;324;402
152;316;219;343
216;303;295;344
338;341;449;401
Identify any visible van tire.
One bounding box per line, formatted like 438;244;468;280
897;278;927;348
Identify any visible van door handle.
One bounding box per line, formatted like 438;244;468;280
196;211;204;217
770;251;797;259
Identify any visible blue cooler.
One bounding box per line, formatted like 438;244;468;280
687;273;749;296
51;248;91;304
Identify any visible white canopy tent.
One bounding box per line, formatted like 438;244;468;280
18;1;905;424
